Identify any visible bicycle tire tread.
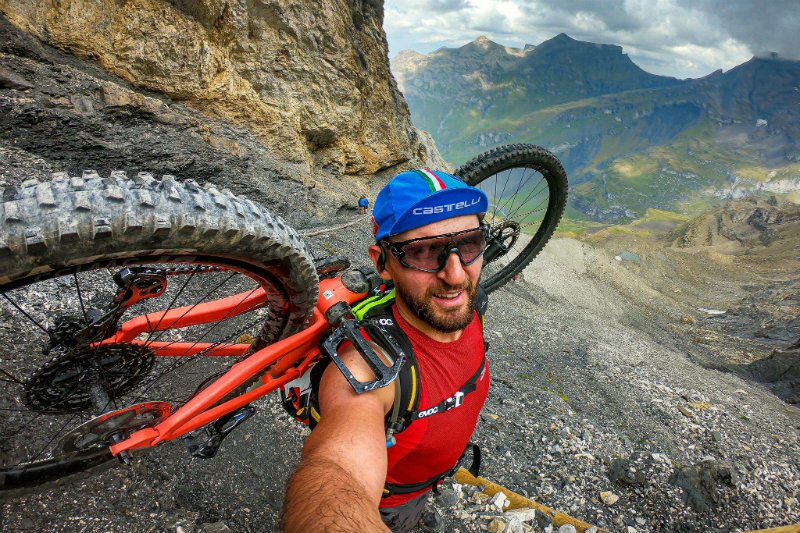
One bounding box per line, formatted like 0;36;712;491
0;171;319;343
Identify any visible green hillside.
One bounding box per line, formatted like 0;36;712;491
392;35;800;223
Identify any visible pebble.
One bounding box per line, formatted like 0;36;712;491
600;491;620;505
199;523;232;533
438;488;460;507
558;525;577;533
487;517;506;533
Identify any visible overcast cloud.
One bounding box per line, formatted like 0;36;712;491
384;0;799;79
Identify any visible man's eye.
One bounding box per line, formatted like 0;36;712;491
406;244;433;258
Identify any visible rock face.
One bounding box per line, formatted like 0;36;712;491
0;0;446;223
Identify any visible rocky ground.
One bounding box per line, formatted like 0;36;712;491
1;202;798;533
2;6;798;532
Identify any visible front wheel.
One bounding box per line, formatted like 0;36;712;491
456;144;568;293
0;172;318;492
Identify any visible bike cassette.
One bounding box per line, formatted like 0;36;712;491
56;401;171;455
25;343;156;414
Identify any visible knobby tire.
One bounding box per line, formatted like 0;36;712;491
0;171;318;493
456;144;568;293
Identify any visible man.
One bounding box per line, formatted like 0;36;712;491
282;169;491;532
359;194;370;215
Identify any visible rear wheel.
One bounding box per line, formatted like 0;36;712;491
0;172;318;492
456;144;568;293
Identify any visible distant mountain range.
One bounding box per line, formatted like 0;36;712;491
391;34;800;222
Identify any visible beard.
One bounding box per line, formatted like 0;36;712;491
395;277;478;333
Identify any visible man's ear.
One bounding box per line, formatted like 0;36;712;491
368;244;392;281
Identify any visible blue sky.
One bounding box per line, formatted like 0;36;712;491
383;0;799;79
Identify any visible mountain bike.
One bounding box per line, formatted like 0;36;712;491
0;143;567;493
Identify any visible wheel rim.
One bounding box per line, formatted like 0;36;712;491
0;255;291;488
472;164;555;289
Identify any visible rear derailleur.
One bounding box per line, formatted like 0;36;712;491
181;405;256;459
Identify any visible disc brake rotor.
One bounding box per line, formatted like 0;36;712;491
57;402;171;454
24;343;155;414
486;221;521;263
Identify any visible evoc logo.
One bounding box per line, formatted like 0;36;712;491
417;406;439;418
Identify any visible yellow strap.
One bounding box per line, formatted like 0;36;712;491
454;468;604;532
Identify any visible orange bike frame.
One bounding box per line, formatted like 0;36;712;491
109;276;370;456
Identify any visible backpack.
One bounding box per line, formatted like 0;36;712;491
279;284;487;494
280;285;487;431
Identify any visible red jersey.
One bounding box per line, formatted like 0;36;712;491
380;306;490;508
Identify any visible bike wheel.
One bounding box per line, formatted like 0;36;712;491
456;144;568;293
0;172;318;492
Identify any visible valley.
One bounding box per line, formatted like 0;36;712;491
392;34;800;225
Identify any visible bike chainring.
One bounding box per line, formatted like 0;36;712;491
24;343;156;414
56;401;171;454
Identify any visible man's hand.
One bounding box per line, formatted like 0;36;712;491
281;344;396;532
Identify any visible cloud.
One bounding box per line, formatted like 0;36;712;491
384;0;795;78
678;0;800;60
418;0;473;13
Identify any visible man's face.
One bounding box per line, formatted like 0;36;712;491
370;215;483;336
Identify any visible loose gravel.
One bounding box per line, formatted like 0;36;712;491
1;214;798;532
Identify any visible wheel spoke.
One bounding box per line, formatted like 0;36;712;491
143;269;199;345
1;292;52;337
0;367;23;385
73;272;88;322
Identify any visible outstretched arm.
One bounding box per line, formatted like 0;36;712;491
281;346;395;532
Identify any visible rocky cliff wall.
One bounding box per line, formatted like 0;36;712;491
0;0;444;223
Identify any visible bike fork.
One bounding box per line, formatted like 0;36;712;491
181;405;256;459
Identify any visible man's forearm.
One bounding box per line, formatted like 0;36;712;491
281;457;390;533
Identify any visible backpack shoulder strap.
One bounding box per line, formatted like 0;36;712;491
305;287;422;435
304;283;487;434
351;287;396;320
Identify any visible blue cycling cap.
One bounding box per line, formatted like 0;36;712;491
372;169;488;242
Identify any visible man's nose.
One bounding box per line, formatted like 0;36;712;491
437;249;466;284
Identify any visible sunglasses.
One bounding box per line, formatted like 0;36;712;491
382;226;489;273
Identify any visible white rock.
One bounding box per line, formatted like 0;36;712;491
505;508;538;522
558;525;577;533
490;491;508;511
507;517;524;533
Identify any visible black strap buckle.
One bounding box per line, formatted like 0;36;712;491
321;317;407;394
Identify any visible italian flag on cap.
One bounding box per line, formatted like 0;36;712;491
413;168;447;192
